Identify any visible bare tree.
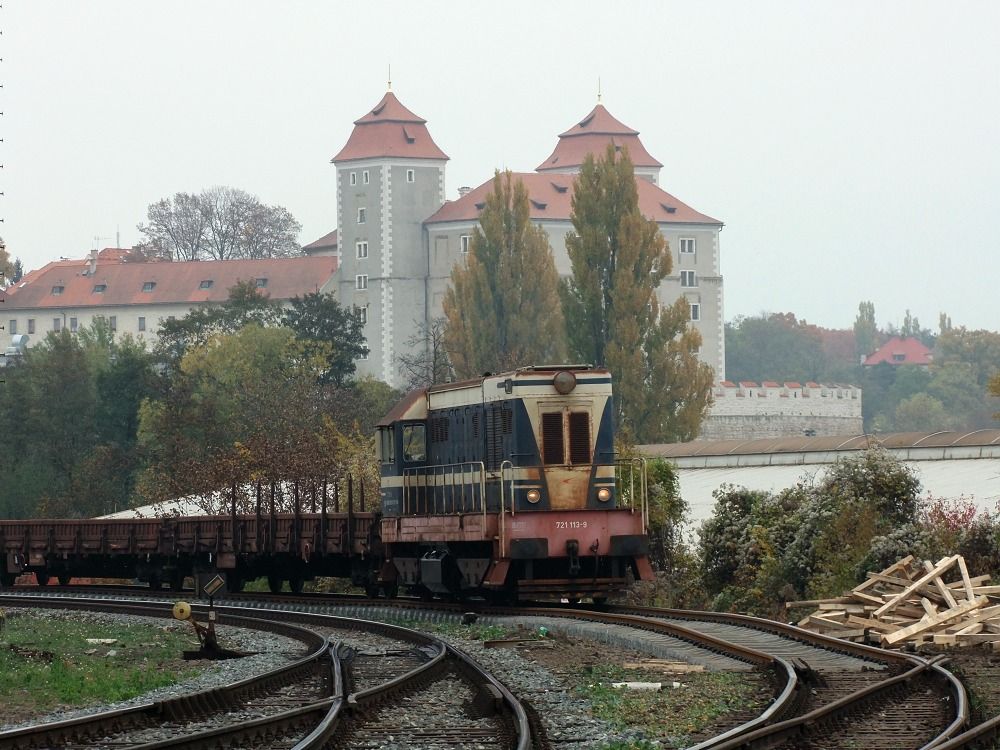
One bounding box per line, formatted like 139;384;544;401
138;187;302;261
397;318;453;390
137;192;211;261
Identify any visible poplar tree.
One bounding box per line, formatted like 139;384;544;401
442;170;566;378
561;144;713;443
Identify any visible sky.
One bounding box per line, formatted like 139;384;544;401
3;2;998;333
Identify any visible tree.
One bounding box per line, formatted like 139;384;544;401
560;144;712;442
397;317;452;390
138;187;302;261
935;327;1000;388
0;237;13;287
726;313;827;384
442;170;567;378
991;372;1000;420
853;301;878;361
894;393;950;431
281;292;369;386
138;325;337;504
154;279;280;366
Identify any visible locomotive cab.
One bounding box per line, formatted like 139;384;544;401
376;365;653;601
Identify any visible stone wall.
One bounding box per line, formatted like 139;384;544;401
699;380;863;440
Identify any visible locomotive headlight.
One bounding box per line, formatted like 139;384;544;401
553;370;577;395
597;488;612;502
526;489;541;503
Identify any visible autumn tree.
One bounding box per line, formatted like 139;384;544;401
0;237;13;287
280;291;368;386
853;300;878;361
442;170;566;378
138;187;302;261
560;144;712;442
137;325;340;506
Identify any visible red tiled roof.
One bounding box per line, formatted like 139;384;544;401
719;380;737;387
3;256;338;310
863;336;933;366
303;229;338;251
332;92;448;163
425;172;720;226
762;380;780;387
739;381;758;387
806;381;821;388
536;104;663;172
784;382;803;388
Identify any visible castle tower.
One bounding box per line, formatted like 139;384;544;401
331;91;448;385
535;104;663;184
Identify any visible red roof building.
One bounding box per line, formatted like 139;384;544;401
331;92;448;164
863;337;933;367
2;253;338;347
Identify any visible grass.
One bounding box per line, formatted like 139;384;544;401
580;665;767;748
0;610;202;723
383;616;513;642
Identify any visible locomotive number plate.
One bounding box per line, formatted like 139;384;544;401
555;521;588;529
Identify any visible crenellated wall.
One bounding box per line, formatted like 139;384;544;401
699;380;863;440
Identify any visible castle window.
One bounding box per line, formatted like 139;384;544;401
350;172;357;186
460;235;471;254
680;270;697;287
355;305;368;325
255;278;268;288
93;284;107;293
70;317;78;333
363;170;370;185
690;302;701;321
406;169;415;183
109;315;117;332
356;274;368;290
53;318;62;332
138;316;146;332
8;320;15;335
28;319;35;334
199;279;213;289
356;241;369;259
357;207;367;224
680;237;696;254
142;281;156;292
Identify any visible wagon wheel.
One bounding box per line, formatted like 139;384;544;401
58;574;72;586
35;572;50;587
267;575;284;594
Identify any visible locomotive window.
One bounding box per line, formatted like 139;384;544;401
568;412;591;464
542;412;565;465
402;424;426;462
379;428;395;464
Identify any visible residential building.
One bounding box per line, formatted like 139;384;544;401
0;250;338;351
863;336;933;368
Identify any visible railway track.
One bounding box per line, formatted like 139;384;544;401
7;588;1000;748
0;595;530;750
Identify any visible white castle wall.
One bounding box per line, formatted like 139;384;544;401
699;381;863;440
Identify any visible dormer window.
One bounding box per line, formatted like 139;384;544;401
255;278;268;288
142;281;156;292
51;285;64;295
199;279;213;289
92;284;107;293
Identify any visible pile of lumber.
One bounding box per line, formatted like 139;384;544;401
786;555;1000;648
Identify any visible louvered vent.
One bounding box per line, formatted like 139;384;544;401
542;412;565;465
472;413;480;438
568;412;591;464
430;417;449;443
501;407;513;434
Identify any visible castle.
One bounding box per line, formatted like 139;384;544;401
312;89;726;389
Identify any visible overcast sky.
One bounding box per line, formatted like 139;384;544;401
4;2;998;332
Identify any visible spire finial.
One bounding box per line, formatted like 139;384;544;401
597;76;602;103
388;64;392;92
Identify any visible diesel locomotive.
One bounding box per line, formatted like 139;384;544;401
375;365;653;601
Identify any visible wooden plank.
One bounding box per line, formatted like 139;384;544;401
785;597;851;609
920;597;938;617
947;575;991;589
942;604;1000;632
818;628;866;639
955;633;1000;644
819;603;868;614
882;596;987;645
808;614;849;628
846;615;898;633
851;591;887;606
874;556;959;617
955;622;984;636
956;556;976;601
924;559;959;609
622;661;704;673
969;586;1000;595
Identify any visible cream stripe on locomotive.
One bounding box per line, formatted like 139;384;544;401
380;462;615;490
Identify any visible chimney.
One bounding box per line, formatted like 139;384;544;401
86;249;98;276
457;186;472;198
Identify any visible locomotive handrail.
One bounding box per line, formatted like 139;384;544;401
402;461;487;518
499;460;515;557
615;457;649;533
